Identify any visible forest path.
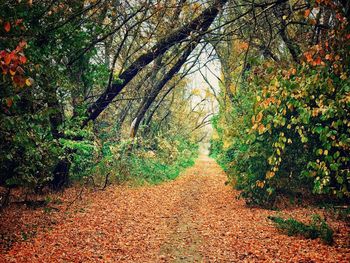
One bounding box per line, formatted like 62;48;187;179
3;156;349;262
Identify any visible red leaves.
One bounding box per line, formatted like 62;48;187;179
0;40;31;91
19;55;27;64
4;21;11;32
5;98;13;108
313;56;322;66
3;19;26;33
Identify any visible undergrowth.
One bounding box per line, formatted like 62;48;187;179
268;214;334;245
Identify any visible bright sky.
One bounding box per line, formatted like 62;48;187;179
188;50;221;114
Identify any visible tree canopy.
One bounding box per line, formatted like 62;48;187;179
0;0;349;207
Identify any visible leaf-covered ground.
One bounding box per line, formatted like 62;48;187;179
1;156;349;262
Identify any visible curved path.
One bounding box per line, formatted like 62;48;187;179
2;156;349;262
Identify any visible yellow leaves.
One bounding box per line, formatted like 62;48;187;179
340;73;347;80
276;148;281;156
26;77;33;86
251;115;255;125
228;84;236;94
212;130;219;140
272;78;280;88
191;88;201;96
223;140;232;150
256;95;261;102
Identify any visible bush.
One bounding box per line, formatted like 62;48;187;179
268;214;334;245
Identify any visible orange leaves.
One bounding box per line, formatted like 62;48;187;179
251;111;265;134
251;115;255;125
256;111;263;123
313;57;323;66
0;40;31;90
304;9;311;18
303;49;325;67
256;180;265;188
258;124;266;134
266;171;275;179
304;51;313;63
238;41;249;51
1;159;350;262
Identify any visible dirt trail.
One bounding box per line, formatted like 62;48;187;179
2;156;350;262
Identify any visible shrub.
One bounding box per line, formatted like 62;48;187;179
268;214;334;245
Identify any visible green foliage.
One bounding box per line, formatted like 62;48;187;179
93;135;198;186
0;112;62;189
211;39;349;207
211;62;349;206
268;214;334;245
0;2;113;191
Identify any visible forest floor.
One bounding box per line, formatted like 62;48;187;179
1;155;349;262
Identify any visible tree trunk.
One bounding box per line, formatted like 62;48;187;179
130;41;198;139
84;0;228;126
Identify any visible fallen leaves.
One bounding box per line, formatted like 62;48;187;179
1;156;349;262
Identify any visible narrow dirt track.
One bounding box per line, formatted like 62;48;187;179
2;156;349;262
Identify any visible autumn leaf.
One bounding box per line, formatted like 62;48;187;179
258;124;265;134
15;19;23;26
251;115;255;125
20;55;27;64
304;52;313;63
4;21;11;32
256;180;265;188
313;57;322;66
5;98;13;107
9;69;16;76
256;111;263;123
304;9;311;18
19;40;27;48
4;53;11;65
266;171;275;179
26;77;34;86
